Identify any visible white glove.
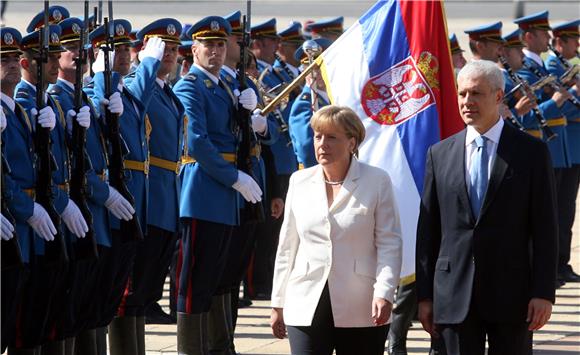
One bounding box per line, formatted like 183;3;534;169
66;106;91;134
238;88;258;111
61;199;89;238
101;91;124;116
0;108;6;132
251;109;268;134
232;170;262;203
27;202;57;241
92;49;115;74
139;36;165;62
105;186;135;221
31;106;56;130
1;214;15;241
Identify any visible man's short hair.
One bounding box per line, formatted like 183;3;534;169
457;60;505;91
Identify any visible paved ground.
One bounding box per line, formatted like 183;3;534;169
143;207;580;354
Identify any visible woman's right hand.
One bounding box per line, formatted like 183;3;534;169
270;307;287;339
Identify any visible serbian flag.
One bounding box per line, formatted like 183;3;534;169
317;0;463;284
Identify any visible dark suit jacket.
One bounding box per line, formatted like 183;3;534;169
416;122;558;325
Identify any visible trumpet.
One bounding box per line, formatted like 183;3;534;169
548;44;579;85
250;75;293;147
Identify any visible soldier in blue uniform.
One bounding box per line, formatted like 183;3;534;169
49;16;133;354
275;21;304;80
112;17;186;353
305;16;343;42
88;18;165;355
289;38;332;169
545;19;580;284
464;21;504;62
172;16;262;354
449;33;466;74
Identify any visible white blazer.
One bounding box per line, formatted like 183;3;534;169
271;159;403;327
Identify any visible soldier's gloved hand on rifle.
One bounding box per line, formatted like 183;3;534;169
1;214;15;241
66;106;91;134
232;170;262;203
91;49;115;74
237;88;258;111
101;92;124;116
27;202;57;241
30;106;56;130
251;109;268;134
138;36;166;62
61;199;89;238
105;186;135;221
0;108;6;132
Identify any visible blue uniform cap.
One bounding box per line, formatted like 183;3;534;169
464;21;504;43
514;11;551;31
0;27;23;54
27;5;70;33
294;38;331;63
179;40;193;57
181;23;192;41
21;24;66;52
187;16;231;41
89;19;132;48
79;14;97;32
449;33;463;54
502;29;525;48
138;18;182;44
305;16;343;36
552;19;579;38
129;30;143;50
251;18;278;39
58;17;85;44
224;11;242;35
278;21;303;44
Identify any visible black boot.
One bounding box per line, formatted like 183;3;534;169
8;347;40;355
208;294;233;355
64;338;74;355
177;312;208;355
40;340;64;355
74;329;97;355
108;316;138;355
135;316;146;355
95;327;107;355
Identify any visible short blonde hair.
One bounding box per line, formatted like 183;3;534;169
310;105;366;157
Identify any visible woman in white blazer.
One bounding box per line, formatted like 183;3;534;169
270;105;403;354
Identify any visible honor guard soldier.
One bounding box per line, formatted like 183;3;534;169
0;26;47;354
129;29;142;72
49;16;133;354
498;29;541;133
449;33;466;73
305;16;343;42
276;21;304;80
464;21;504;62
515;12;574;251
545;19;580;284
87;18;165;355
172;16;262;354
112;17;186;353
289;38;331;169
15;15;87;354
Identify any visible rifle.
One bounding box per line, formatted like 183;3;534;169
70;0;98;260
88;5;99;78
1;154;23;270
236;0;265;223
498;55;557;141
34;1;68;264
102;2;144;241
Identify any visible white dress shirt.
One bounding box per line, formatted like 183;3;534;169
522;48;544;67
465;118;504;189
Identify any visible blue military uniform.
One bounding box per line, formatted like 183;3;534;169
515;11;571;169
275;21;304;81
544;19;580;283
288;38;332;169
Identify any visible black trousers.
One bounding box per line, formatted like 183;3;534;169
557;164;580;273
287;284;388;355
1;265;28;351
438;307;531;355
176;218;232;314
120;225;178;317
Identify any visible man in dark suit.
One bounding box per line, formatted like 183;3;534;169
416;60;558;355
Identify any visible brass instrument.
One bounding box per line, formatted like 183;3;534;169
250;75;293;146
303;40;323;111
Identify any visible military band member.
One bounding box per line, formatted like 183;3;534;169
304;16;344;42
545;19;580;284
289;38;331;169
275;21;304;80
172;16;262;354
112;17;186;353
464;21;504;62
449;33;466;74
88;18;165;355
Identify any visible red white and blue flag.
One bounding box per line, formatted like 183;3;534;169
317;0;464;283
